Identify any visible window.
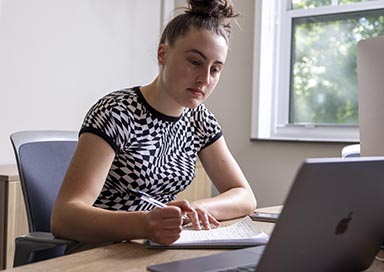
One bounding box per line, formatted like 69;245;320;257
252;0;384;142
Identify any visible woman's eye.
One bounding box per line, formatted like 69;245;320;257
211;66;222;74
190;59;200;66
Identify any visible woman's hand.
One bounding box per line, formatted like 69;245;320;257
170;200;221;230
145;206;185;245
144;200;221;245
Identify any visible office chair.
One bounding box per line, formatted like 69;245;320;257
10;130;78;267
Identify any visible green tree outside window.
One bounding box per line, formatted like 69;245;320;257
289;1;384;124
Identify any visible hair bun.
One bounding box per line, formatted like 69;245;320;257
186;0;238;20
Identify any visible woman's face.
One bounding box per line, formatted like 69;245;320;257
158;27;228;110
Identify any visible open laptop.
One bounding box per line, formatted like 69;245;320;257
147;157;384;272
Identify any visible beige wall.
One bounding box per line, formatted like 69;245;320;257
193;0;348;207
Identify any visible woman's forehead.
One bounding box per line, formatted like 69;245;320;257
174;28;228;61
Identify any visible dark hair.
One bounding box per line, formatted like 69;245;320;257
159;0;239;47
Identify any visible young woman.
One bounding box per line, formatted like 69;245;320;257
51;0;257;245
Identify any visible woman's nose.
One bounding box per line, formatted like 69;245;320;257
196;69;210;86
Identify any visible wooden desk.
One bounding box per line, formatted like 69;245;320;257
0;165;28;270
2;206;383;272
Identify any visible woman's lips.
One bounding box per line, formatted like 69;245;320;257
188;88;204;97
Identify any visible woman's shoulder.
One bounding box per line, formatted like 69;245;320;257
91;87;143;112
185;104;215;120
101;86;139;102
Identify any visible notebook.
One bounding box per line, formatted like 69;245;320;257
146;216;269;249
147;157;384;272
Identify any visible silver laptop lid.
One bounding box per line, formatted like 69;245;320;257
257;157;384;272
147;157;384;272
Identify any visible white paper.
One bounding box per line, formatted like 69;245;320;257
176;216;264;243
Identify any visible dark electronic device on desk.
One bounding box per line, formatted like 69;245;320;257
249;212;279;223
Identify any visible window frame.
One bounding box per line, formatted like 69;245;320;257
251;0;384;142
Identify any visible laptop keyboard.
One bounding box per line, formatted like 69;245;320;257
218;264;256;272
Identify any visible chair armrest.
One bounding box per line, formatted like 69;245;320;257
13;232;77;267
20;232;75;245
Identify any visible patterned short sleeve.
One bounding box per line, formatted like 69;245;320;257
80;90;131;153
193;104;223;150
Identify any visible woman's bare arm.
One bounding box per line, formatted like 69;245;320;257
194;136;257;222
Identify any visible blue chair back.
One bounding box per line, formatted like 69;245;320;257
10;130;78;263
18;140;77;232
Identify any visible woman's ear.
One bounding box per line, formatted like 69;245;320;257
157;44;168;65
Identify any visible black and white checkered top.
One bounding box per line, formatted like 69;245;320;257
80;87;222;211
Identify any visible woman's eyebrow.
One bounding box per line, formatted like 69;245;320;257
185;49;224;65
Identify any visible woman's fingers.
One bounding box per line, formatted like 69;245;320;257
168;200;201;230
195;207;221;230
168;200;221;230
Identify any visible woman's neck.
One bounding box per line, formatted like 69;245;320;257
140;78;185;117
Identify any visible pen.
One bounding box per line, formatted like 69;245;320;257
128;188;167;208
128;188;189;220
